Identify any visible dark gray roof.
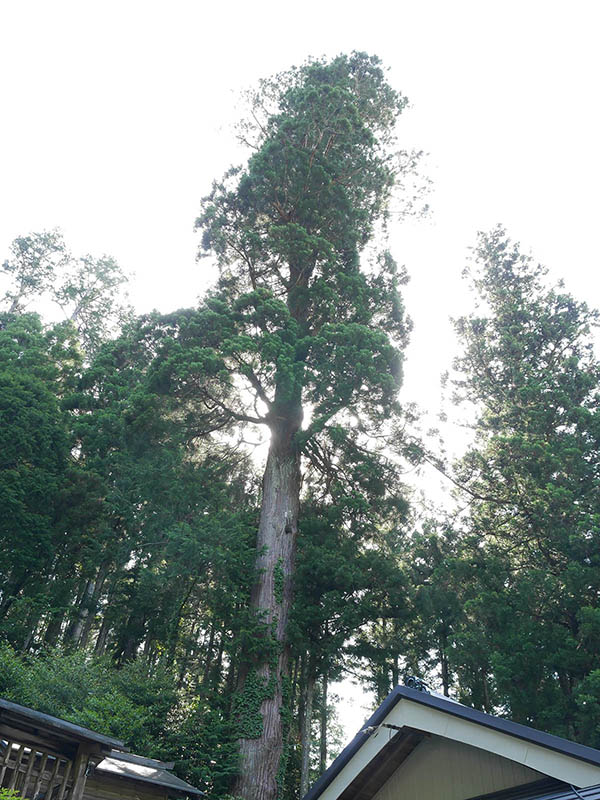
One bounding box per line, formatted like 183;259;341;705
468;778;600;800
96;754;205;796
303;686;600;800
0;698;125;750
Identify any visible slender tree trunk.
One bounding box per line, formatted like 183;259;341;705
177;619;199;690
225;655;237;711
78;565;108;648
68;578;96;646
43;610;66;647
62;578;88;644
440;630;449;697
290;656;300;713
210;629;226;690
95;615;110;655
118;612;146;663
166;576;199;665
202;619;217;686
297;653;307;757
94;575;118;655
391;654;399;689
300;667;316;797
22;625;35;652
22;606;44;651
482;669;491;712
0;575;27;620
319;671;328;774
233;423;301;800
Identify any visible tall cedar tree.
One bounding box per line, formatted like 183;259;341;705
450;227;600;734
195;53;414;799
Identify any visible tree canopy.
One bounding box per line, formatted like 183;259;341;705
3;54;600;800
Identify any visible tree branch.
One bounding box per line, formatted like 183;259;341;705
203;389;267;426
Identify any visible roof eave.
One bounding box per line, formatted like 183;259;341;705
303;686;600;800
0;698;126;750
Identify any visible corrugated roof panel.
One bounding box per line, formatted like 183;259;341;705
95;756;205;796
468;779;600;800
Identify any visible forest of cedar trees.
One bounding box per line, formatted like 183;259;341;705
2;52;600;800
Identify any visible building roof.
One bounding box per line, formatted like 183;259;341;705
0;697;204;797
95;753;205;796
107;749;175;770
0;698;125;750
303;685;600;800
470;778;600;800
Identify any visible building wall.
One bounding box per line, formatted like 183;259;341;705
84;773;168;800
372;734;544;800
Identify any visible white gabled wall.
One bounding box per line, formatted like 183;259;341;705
387;701;600;788
315;697;600;800
373;734;543;800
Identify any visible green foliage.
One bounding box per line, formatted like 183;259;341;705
0;230;131;357
0;644;176;752
1;230;68;313
0;281;259;791
426;226;600;741
192;52;416;449
273;559;285;606
0;313;95;642
193;52;420;795
232;668;278;739
574;669;600;745
0;54;424;800
0;643;243;797
164;699;240;796
0;789;23;800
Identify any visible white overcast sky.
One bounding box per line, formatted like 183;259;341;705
2;0;600;727
2;0;599;417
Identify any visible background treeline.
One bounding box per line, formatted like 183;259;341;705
2;222;600;798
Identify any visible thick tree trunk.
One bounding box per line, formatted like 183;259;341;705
233;426;301;800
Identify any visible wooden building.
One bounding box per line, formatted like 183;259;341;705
304;683;600;800
0;698;203;800
84;750;204;800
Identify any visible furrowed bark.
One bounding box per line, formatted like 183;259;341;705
233;418;301;800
